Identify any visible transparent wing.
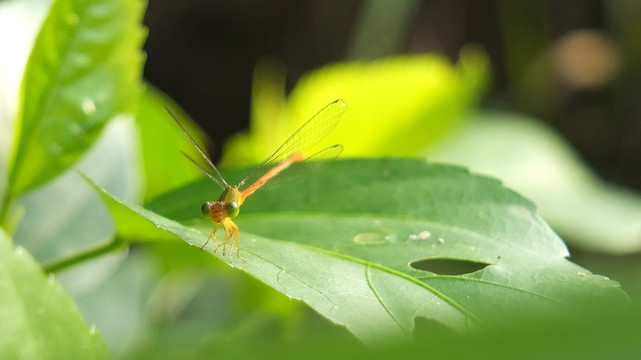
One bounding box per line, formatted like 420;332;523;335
246;143;343;193
237;99;347;188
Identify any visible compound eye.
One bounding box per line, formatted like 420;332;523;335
226;201;239;218
200;202;211;217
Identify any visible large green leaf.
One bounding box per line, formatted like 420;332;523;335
93;159;627;345
8;0;146;197
0;229;109;359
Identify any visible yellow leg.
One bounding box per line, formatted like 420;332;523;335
213;228;225;254
201;223;219;251
213;220;233;261
220;218;245;263
203;219;245;263
229;221;245;262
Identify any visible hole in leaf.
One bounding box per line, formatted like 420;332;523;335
410;258;490;275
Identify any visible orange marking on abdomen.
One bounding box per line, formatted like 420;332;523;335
240;151;305;202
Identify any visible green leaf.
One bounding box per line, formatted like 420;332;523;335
220;48;489;168
429;111;641;254
0;0;51;208
0;228;109;359
94;159;628;345
8;0;146;197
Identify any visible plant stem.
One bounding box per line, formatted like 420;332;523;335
43;237;127;273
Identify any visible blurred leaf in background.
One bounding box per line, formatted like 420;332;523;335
430;111;641;255
220;47;489;167
5;0;146;199
487;2;641;254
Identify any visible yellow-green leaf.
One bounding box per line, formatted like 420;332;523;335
220;47;489;168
